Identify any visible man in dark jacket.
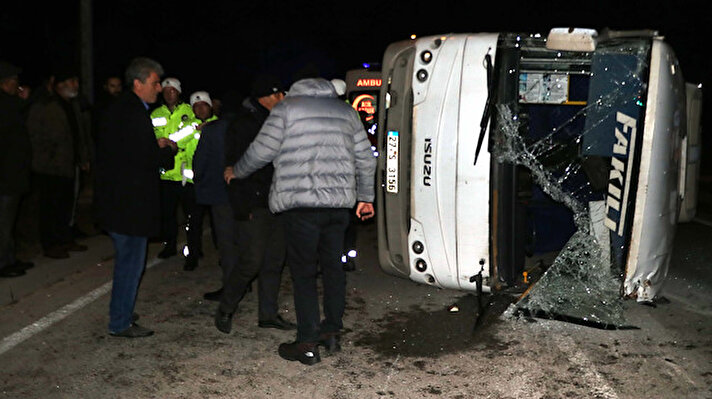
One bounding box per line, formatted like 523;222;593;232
227;78;376;365
193;116;230;300
94;57;176;338
26;70;92;259
213;75;296;334
0;61;32;278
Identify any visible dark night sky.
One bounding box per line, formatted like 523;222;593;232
2;1;709;93
1;0;710;162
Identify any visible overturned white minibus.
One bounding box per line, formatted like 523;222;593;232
376;28;702;314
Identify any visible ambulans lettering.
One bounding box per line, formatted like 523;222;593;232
356;78;382;87
423;138;433;186
604;112;638;235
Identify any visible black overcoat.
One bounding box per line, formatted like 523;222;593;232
0;91;31;195
94;91;174;237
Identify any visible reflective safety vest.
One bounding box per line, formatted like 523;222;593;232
150;103;195;182
174;114;218;185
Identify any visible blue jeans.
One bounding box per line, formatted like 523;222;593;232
108;232;147;333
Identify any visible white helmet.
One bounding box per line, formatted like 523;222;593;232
190;91;212;107
161;77;182;93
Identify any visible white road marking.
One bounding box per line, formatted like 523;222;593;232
554;335;619;399
0;257;164;356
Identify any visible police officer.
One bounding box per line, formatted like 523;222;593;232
170;91;219;270
184;91;218;184
150;78;200;268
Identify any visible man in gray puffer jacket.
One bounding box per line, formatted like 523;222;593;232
227;77;376;365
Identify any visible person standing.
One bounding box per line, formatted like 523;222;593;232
0;61;33;278
68;74;94;240
26;70;91;259
193;115;230;300
227;78;376;364
93;75;123;136
150;78;196;262
175;91;218;270
94;57;176;338
103;76;123;97
214;76;296;333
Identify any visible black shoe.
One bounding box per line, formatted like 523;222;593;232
318;332;342;353
109;323;154;338
71;226;89;239
259;315;297;330
44;246;69;259
215;309;233;334
157;246;177;259
278;341;320;365
13;260;34;270
0;265;26;278
203;288;223;301
183;255;198;271
64;242;88;252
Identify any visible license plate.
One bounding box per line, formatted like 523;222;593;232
386;131;399;193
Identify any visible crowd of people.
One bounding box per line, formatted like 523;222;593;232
0;57;376;366
1;61;94;278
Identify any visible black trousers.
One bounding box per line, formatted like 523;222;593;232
0;194;20;269
282;208;350;343
159;180;204;256
36;173;74;250
211;203;239;284
219;207;286;321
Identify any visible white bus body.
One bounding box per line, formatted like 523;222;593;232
376;29;698;302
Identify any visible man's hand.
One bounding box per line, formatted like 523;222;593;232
355;202;374;221
157;137;177;150
18;85;31;100
224;166;236;184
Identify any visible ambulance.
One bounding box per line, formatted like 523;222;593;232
345;67;382;146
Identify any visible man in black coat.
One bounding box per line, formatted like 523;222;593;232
0;61;32;278
213;75;296;334
94;57;176;338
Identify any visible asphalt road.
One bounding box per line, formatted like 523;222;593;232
1;218;710;398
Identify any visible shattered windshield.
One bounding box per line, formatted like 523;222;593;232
493;35;652;327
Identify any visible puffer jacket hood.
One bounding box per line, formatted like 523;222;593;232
233;77;376;213
286;78;337;98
